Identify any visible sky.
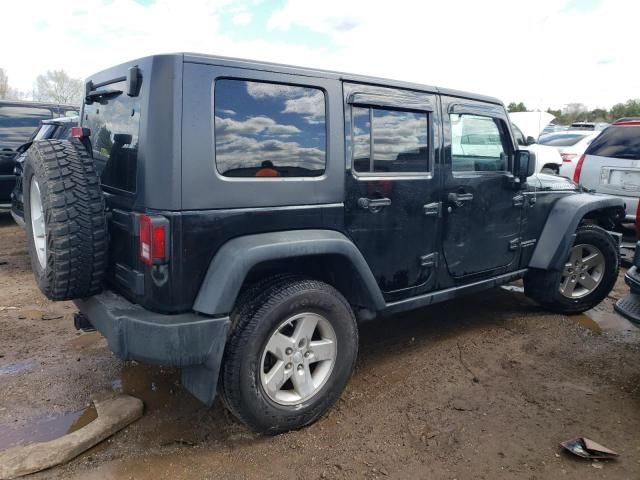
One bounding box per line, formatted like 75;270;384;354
2;0;638;110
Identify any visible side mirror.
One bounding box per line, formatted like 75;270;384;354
515;150;536;183
526;136;537;146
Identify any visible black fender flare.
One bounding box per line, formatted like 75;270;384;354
528;193;624;271
192;229;386;315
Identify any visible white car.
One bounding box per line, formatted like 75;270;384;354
539;130;601;179
574;119;640;221
510;112;563;174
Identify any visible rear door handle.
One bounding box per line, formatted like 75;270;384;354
358;197;391;211
447;192;474;207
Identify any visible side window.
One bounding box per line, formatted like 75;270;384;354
352;106;429;174
214;79;326;178
451;113;510;172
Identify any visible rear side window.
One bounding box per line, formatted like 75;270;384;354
83;81;140;192
586;125;640;160
0;105;52;150
450;113;510;172
352;106;429;174
214;79;326;178
538;133;587;147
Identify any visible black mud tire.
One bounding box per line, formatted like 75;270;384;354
221;278;358;434
23;139;107;301
524;225;619;314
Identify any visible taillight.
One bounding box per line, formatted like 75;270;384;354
139;214;169;265
71;127;91;138
573;154;586;183
561;153;576;163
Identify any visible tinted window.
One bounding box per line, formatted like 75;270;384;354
214;79;326;178
33;124;56;141
0;105;52;150
538;133;588;147
352;106;429;174
83;81;141;192
451;114;509;172
586;125;640;160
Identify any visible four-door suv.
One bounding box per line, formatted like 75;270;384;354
20;54;625;434
573;118;640;222
0;101;78;209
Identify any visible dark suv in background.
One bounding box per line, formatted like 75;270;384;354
0;100;78;209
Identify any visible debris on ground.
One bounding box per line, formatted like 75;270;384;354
0;395;143;480
560;437;619;460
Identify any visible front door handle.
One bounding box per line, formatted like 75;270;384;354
447;192;474;208
358;197;391;211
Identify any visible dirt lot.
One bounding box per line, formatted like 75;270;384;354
1;213;639;480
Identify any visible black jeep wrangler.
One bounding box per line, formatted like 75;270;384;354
21;54;625;434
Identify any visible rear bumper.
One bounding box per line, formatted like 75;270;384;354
74;291;229;405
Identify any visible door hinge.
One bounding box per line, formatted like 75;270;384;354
423;202;441;217
420;252;439;268
526;195;537;207
508;238;521;251
512;194;525;207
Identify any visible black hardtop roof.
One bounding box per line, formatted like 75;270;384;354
89;53;504;107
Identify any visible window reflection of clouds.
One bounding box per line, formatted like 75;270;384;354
352;106;429;173
215;79;326;177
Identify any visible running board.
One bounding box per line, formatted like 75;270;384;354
383;269;528;315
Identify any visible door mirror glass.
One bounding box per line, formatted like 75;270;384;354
526;135;537;146
515;150;536;182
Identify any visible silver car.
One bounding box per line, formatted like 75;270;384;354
575;119;640;221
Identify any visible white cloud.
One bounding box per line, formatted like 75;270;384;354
2;0;638;111
215;115;301;136
232;12;252;26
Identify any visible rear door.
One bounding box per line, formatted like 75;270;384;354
441;97;521;278
344;83;442;300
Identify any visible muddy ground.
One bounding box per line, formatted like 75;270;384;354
1;212;639;479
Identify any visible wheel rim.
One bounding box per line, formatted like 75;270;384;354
259;312;337;406
29;177;46;269
559;243;605;299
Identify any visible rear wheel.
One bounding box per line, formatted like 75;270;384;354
524;225;619;314
221;278;358;434
541;165;559;175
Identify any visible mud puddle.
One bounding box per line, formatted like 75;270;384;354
0;405;97;451
574;306;637;334
111;363;180;412
0;361;33;376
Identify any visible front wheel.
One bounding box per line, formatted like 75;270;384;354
524;225;619;314
220;278;358;434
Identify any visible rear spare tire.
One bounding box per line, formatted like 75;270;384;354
23;139;107;300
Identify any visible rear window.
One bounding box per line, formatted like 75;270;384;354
0;105;52;150
83;81;140;192
214;79;326;178
538;133;588;147
586;125;640;160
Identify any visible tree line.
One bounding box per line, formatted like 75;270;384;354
0;67;83;105
507;100;640;125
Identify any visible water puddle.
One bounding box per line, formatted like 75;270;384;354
573;304;637;335
69;331;102;350
0;405;97;451
0;361;33;376
111;363;179;411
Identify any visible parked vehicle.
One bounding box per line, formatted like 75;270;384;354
569;121;609;131
510;112;563;174
573;118;640;221
539;130;601;179
0;101;78;209
20;54;625;434
10;116;78;225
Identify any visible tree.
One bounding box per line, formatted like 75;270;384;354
0;68;8;99
33;69;83;105
507;102;528;113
